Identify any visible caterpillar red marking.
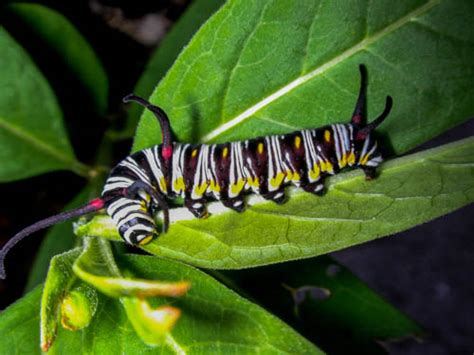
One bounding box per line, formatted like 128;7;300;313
0;65;392;279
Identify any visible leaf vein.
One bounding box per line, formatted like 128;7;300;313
202;0;440;143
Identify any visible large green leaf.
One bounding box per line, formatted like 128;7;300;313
0;255;321;354
0;27;87;181
9;3;109;114
133;0;474;155
123;0;225;136
222;255;423;354
77;137;474;268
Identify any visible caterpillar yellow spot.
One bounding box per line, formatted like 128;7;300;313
339;154;347;168
309;164;320;180
294;136;301;149
347;152;356;165
324;130;331;143
360;154;369;165
192;149;198;158
257;143;264;154
194;181;208;196
270;172;285;188
321;160;334;173
210;180;221;192
140;195;151;208
222;147;228;158
286;170;300;181
247;176;259;188
173;177;185;192
159;177;167;192
138;235;154;245
231;179;245;195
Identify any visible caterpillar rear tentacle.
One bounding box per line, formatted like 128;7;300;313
0;65;392;280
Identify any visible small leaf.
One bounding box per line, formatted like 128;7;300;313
123;0;225;136
222;255;423;353
60;284;98;331
73;238;190;298
0;255;321;354
76;137;474;269
9;3;109;113
121;298;181;346
0;27;87;181
72;237;188;346
41;248;82;352
133;0;474;156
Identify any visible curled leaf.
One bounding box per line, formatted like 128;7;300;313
121;298;181;346
72;237;190;298
40;248;81;352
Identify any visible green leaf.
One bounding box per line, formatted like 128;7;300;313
73;237;189;298
41;248;82;352
0;255;321;354
123;0;225;136
9;3;109;113
72;237;187;345
121;298;182;346
25;187;96;292
60;284;98;331
77;137;474;268
0;27;88;181
222;255;423;354
0;286;43;354
133;0;474;155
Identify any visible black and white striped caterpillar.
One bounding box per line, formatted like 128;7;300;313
0;65;392;278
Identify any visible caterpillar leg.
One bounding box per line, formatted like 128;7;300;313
302;182;325;196
362;166;377;180
223;198;246;212
263;189;287;204
125;181;170;233
185;199;209;218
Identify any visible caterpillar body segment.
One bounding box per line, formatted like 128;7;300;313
0;65;391;279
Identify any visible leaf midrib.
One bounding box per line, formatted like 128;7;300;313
0;115;88;176
201;0;440;143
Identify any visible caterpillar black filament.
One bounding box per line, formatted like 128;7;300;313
0;65;392;278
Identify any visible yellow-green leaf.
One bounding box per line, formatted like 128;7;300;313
77;137;474;269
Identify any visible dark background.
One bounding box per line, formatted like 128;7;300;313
0;1;472;354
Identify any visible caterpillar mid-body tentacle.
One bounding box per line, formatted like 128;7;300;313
0;65;391;278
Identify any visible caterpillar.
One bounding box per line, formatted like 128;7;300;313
0;65;392;279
